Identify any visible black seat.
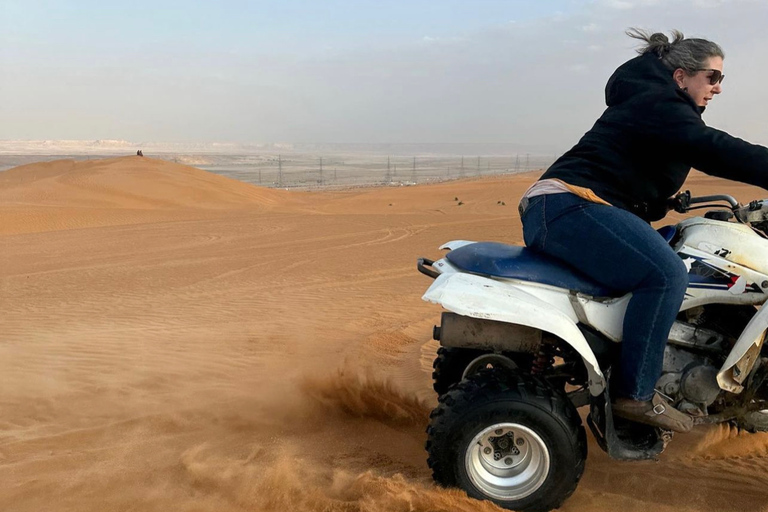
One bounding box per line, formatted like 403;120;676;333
445;242;622;297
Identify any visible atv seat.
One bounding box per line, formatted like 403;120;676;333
445;242;623;297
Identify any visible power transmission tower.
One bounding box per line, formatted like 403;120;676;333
514;154;520;173
460;156;465;177
386;156;391;183
411;157;417;183
319;157;323;185
526;153;530;171
278;155;283;187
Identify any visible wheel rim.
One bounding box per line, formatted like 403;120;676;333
465;423;550;501
461;354;517;380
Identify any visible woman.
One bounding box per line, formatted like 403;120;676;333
519;29;768;433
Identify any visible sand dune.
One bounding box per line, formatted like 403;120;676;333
0;157;303;235
1;158;767;511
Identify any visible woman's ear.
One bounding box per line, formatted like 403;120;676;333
673;68;687;88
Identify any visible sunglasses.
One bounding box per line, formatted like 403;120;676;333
696;68;725;85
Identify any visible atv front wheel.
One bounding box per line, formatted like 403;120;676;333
737;409;768;432
426;370;586;512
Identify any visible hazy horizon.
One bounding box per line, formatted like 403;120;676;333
0;139;564;156
3;1;768;149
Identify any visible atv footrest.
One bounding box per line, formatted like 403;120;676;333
588;372;666;461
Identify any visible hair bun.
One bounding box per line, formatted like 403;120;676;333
626;28;695;59
649;33;670;45
649;32;672;54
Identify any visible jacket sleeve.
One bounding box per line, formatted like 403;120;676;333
652;97;768;190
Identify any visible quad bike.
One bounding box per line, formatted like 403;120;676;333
417;191;768;512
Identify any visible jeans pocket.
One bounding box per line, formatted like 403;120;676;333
543;193;592;225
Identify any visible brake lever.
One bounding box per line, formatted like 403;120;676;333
670;190;691;213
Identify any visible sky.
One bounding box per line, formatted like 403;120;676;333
2;0;768;151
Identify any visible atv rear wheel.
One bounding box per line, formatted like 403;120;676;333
426;369;587;512
432;347;528;396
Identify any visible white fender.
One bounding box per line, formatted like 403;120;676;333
422;272;607;395
439;240;477;251
430;257;459;275
718;304;768;393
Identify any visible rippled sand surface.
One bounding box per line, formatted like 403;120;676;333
2;157;767;511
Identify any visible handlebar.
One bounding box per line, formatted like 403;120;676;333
670;190;740;213
688;194;739;208
668;191;768;238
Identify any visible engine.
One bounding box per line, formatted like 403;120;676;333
656;321;726;415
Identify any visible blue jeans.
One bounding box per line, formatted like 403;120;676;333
520;193;689;401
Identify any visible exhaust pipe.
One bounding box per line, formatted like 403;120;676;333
435;312;541;353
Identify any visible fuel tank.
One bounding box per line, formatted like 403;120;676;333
674;218;768;308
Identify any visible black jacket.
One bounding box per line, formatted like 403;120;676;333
540;52;768;221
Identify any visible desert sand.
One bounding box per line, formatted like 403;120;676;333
1;156;768;512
